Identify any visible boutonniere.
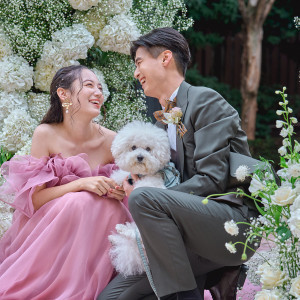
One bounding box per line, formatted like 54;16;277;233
162;107;187;138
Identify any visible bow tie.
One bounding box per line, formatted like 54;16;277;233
153;98;187;138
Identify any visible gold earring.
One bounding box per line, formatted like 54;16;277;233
62;99;73;114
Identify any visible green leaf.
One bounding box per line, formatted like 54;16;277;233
273;206;283;226
276;226;292;242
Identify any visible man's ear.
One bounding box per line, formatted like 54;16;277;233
161;50;173;66
57;87;70;102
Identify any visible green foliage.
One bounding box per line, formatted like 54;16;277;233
0;147;13;166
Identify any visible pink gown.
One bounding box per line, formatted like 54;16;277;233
0;153;132;300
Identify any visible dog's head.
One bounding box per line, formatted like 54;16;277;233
111;121;171;175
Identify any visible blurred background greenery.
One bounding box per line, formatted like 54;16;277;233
181;0;300;165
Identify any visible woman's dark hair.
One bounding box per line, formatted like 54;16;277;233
130;27;191;76
41;65;89;124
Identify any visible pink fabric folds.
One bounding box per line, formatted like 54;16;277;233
0;154;132;300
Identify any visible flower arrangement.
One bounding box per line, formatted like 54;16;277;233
163;107;183;125
205;88;300;299
0;0;192;155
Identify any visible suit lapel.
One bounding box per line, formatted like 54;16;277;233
175;81;191;178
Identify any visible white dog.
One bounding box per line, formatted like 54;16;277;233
109;121;174;277
110;121;171;189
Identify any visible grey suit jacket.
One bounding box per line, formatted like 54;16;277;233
161;81;251;199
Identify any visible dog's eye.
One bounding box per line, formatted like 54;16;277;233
146;147;151;152
132;146;136;150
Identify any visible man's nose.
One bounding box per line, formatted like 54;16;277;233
134;68;140;79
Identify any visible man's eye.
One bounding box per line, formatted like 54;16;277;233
132;146;136;150
146;147;151;152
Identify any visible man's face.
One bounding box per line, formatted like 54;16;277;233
134;47;165;99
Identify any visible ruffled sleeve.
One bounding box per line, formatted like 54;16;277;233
0;154;93;218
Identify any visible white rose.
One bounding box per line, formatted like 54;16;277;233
256;262;287;289
270;186;296;206
288;209;300;238
290;275;300;298
254;289;282;300
224;220;239;236
290;195;300;212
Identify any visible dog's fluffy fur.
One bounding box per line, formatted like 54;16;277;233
109;121;171;276
108;222;146;277
110;121;171;189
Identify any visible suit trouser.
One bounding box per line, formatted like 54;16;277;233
98;187;259;299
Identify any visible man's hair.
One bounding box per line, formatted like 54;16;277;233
130;27;191;76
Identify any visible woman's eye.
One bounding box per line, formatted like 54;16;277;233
132;146;136;150
146;147;151;152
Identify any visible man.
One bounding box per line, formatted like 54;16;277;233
99;27;259;300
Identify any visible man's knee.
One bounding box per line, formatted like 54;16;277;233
128;187;156;219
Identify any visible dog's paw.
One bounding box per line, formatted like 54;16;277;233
110;169;130;186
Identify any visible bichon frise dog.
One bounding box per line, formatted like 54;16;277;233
110;121;171;189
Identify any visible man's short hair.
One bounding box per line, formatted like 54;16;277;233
130;27;191;76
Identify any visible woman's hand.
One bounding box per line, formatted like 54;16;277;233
78;176;116;197
107;186;125;201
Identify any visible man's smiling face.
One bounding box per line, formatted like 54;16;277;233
134;46;166;99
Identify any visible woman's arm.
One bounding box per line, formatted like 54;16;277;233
32;176;117;210
30;125;118;211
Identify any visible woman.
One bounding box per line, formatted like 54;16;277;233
0;65;132;299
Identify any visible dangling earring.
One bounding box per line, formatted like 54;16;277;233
62;99;73;114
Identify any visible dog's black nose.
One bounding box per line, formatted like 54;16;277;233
137;155;144;162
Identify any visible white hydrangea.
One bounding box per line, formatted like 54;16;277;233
91;68;110;101
15;139;32;156
0;26;12;59
98;0;133;16
73;7;107;41
0;91;28;127
0;55;33;92
0;109;37;153
68;0;99;10
51;24;94;61
97;13;140;55
288;209;300;238
34;59;80;92
27;92;50;122
0;201;13;239
34;24;94;92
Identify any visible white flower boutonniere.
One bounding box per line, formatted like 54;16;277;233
162;107;187;138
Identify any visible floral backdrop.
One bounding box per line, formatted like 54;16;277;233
0;0;192;237
0;0;193;155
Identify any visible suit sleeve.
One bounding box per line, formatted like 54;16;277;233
169;87;249;197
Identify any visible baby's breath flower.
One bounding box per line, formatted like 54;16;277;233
276;120;284;128
276;110;283;115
